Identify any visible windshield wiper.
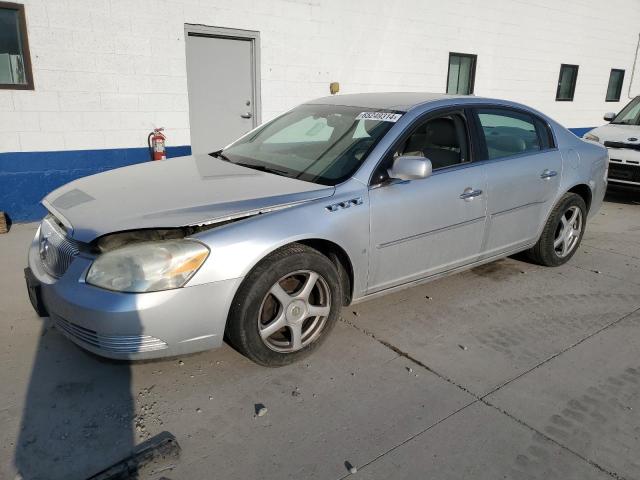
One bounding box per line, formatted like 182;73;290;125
210;150;290;177
234;162;291;177
209;150;231;162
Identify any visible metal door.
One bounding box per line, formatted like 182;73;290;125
185;27;259;154
368;164;488;293
481;150;562;257
473;107;562;257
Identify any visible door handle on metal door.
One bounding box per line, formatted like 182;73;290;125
540;169;557;179
459;187;483;200
240;112;253;119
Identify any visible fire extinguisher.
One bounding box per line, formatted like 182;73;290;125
148;127;166;161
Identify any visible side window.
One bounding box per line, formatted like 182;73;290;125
398;113;470;170
476;109;548;160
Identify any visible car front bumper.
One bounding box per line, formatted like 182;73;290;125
606;147;640;187
26;230;242;360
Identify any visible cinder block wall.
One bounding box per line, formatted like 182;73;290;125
1;0;640;220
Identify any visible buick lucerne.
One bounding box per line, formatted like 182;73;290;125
25;93;608;366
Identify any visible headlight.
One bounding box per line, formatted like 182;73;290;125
584;133;600;143
86;240;209;293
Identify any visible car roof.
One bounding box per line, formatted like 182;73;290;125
305;92;469;112
303;92;567;135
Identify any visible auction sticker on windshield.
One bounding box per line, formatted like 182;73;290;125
356;112;403;122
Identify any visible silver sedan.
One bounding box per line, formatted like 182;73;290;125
25;93;608;366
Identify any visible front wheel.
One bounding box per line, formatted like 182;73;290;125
528;192;587;266
226;243;342;366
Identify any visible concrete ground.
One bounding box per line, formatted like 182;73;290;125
1;188;639;480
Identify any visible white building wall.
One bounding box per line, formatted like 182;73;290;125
1;0;639;154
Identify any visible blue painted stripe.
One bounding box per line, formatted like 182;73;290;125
0;145;191;222
568;127;594;137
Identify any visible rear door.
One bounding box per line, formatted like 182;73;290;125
472;107;562;257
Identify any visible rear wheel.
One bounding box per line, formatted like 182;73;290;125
528;192;586;266
226;243;342;366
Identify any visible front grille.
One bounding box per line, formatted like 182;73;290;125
604;141;640;151
39;215;79;278
54;315;168;354
608;163;640;184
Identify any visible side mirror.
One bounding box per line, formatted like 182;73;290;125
387;156;432;181
603;112;616;122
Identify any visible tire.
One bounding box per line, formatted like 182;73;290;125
528;192;587;267
226;243;342;367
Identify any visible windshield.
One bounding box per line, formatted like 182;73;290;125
612;96;640;125
217;104;400;185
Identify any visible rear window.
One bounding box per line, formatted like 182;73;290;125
476;108;553;160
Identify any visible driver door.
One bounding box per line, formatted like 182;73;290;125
367;110;488;293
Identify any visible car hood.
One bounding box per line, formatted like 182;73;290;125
590;123;640;143
43;154;335;243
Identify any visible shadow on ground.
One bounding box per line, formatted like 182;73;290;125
14;318;136;480
604;185;639;205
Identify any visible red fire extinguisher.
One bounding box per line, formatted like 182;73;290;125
148;127;166;161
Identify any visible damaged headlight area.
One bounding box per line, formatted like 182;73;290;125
86;240;210;293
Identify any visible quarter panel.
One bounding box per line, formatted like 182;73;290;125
530;138;608;242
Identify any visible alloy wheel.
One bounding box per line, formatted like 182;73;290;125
257;270;332;353
554;206;583;258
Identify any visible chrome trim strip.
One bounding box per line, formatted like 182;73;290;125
185;191;335;227
326;197;363;212
39;215;80;278
608;178;640;186
377;216;486;249
54;316;168;353
489;201;545;219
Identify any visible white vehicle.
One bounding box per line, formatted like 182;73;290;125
584;96;640;188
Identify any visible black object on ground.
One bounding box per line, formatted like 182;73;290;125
87;431;180;480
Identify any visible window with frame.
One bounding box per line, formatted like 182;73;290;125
446;53;476;95
476;108;552;160
556;64;578;101
606;69;625;102
0;2;33;89
397;113;470;170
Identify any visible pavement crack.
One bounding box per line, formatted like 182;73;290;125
481;304;640;399
335;398;479;480
340;304;640;480
482;399;625;480
339;317;476;397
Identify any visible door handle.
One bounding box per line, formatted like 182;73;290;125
540;169;557;179
459;187;483;201
240;112;253;119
